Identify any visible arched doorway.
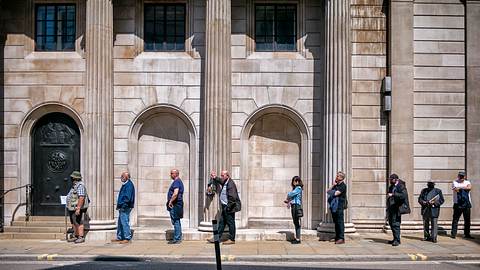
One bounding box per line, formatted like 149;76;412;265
135;112;193;227
247;114;301;228
32;112;80;216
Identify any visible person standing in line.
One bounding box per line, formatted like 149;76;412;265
386;173;410;246
327;171;347;245
112;171;135;244
207;170;241;245
418;181;444;243
284;176;304;244
66;171;89;244
167;169;184;244
451;171;474;239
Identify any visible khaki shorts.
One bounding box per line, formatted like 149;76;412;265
69;209;87;226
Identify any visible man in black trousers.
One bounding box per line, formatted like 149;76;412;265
418;181;444;243
386;174;410;246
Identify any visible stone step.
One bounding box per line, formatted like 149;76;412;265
4;226;67;233
15;216;66;222
137;217;171;228
0;232;65;240
132;228;319;241
11;221;66;227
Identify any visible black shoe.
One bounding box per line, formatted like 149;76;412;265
388;240;400;244
464;235;475;239
450;234;456;239
168;240;182;244
392;241;400;246
432;238;437;243
291;239;301;244
422;237;432;241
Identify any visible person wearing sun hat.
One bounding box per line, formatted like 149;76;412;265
66;170;89;244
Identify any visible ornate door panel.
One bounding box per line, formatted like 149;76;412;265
32;113;80;216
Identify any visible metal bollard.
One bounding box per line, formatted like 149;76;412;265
212;219;222;270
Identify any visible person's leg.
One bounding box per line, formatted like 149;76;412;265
337;210;345;241
116;211;124;240
464;208;471;237
216;206;227;238
451;205;462;237
332;211;339;240
226;212;236;241
431;217;438;242
392;213;401;243
121;208;132;240
423;216;430;239
388;211;395;241
170;208;182;241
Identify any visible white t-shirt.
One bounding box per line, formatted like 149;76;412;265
452;179;471;204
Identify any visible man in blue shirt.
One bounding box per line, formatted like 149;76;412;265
167;169;184;244
112;171;135;244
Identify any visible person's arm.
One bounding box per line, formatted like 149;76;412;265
435;190;445;207
287;186;301;199
418;191;424;205
334;184;345;197
75;196;85;215
464;183;472;191
168;188;179;209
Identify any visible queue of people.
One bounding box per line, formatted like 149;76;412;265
64;169;474;246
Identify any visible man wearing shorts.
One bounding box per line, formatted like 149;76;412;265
66;171;89;244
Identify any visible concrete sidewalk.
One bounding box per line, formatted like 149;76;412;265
0;233;479;263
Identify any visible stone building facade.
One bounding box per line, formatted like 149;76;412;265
1;0;479;234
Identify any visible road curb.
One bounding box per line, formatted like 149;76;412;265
0;253;479;263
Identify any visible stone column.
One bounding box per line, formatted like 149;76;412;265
466;0;480;226
389;0;414;225
84;0;115;231
317;0;356;235
198;0;232;231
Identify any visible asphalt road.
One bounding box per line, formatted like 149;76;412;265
0;261;479;270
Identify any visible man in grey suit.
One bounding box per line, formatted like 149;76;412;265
418;181;444;243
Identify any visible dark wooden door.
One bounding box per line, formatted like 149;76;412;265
32;113;80;216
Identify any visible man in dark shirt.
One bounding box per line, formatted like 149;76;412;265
327;171;347;244
167;169;184;244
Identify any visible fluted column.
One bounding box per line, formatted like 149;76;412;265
84;0;115;229
199;0;232;231
317;0;355;235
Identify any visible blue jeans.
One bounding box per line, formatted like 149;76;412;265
170;208;182;241
117;207;132;240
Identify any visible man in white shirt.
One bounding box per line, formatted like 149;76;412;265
451;171;474;239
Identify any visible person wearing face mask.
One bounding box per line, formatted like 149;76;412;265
418;181;444;243
112;171;135;244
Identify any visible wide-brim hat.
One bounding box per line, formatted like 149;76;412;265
427;181;435;186
70;171;82;180
458;171;466;177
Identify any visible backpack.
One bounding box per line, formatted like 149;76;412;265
67;183;90;211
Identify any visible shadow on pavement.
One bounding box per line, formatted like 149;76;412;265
45;261;375;270
364;238;389;244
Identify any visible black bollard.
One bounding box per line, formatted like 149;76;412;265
212;219;222;270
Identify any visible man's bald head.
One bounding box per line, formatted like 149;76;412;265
220;170;230;181
170;169;180;180
121;171;130;182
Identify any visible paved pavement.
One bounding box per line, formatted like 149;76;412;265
0;233;479;263
0;260;479;270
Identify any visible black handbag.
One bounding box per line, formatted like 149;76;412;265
294;204;303;217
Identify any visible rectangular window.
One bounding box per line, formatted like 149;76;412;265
255;4;296;52
35;4;76;51
144;4;186;51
